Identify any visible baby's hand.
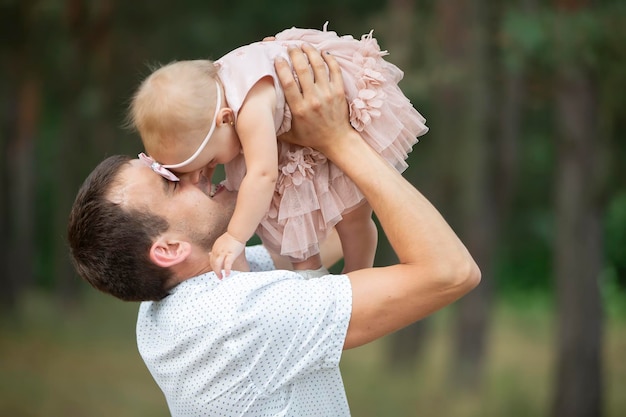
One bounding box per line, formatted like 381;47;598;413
210;232;246;278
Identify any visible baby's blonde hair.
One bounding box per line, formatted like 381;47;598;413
128;60;219;156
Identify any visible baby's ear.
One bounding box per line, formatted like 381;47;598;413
149;236;191;268
218;108;235;126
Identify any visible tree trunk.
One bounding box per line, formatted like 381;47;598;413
0;79;17;312
386;0;415;70
551;3;604;417
54;0;116;305
447;0;500;389
0;1;41;313
8;75;40;294
0;66;18;312
378;0;436;371
429;0;468;227
552;17;603;417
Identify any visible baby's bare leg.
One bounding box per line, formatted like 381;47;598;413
292;253;327;279
335;202;377;273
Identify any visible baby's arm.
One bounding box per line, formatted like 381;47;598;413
210;78;278;277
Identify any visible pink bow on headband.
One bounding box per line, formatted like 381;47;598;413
138;153;180;182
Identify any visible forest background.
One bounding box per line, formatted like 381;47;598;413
1;0;625;416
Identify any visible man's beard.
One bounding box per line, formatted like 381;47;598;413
188;171;232;252
190;222;228;253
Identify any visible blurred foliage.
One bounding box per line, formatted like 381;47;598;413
606;192;626;291
494;3;626;295
0;0;624;300
502;4;626;71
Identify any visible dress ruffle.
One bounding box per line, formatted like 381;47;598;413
224;24;428;261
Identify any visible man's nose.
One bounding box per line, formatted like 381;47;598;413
180;170;202;185
190;170;202;184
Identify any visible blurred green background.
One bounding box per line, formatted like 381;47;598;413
1;0;625;416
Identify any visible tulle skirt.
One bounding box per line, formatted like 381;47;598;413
226;23;428;261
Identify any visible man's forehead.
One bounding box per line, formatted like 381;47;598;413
107;159;165;206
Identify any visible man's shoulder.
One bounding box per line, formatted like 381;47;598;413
136;270;307;337
138;270;302;318
139;270;350;321
245;245;275;272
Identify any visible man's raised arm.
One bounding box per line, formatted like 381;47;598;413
275;45;481;350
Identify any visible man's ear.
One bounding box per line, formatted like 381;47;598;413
149;236;192;268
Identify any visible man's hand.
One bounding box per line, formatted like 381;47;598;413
275;44;353;155
210;232;246;278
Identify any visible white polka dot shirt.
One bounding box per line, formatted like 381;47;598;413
136;246;353;416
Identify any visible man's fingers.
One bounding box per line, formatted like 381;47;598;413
301;43;327;84
289;46;316;92
322;50;344;93
295;45;326;97
275;52;304;112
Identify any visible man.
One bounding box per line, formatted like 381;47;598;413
68;45;480;416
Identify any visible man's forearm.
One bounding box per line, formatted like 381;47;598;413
320;129;471;272
275;44;480;349
330;130;480;348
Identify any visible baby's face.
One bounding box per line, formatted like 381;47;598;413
172;127;241;185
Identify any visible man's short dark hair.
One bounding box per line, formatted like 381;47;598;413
67;155;173;301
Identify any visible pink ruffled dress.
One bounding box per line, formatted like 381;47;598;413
216;23;428;261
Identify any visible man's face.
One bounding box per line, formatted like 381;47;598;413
108;159;236;249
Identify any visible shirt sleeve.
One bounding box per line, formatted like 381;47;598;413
245;245;275;272
212;272;352;395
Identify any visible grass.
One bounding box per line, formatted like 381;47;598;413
1;291;625;417
341;298;626;417
0;292;169;417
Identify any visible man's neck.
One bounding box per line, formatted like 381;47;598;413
171;251;251;286
231;253;251;273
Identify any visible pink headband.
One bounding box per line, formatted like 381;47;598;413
139;80;222;182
